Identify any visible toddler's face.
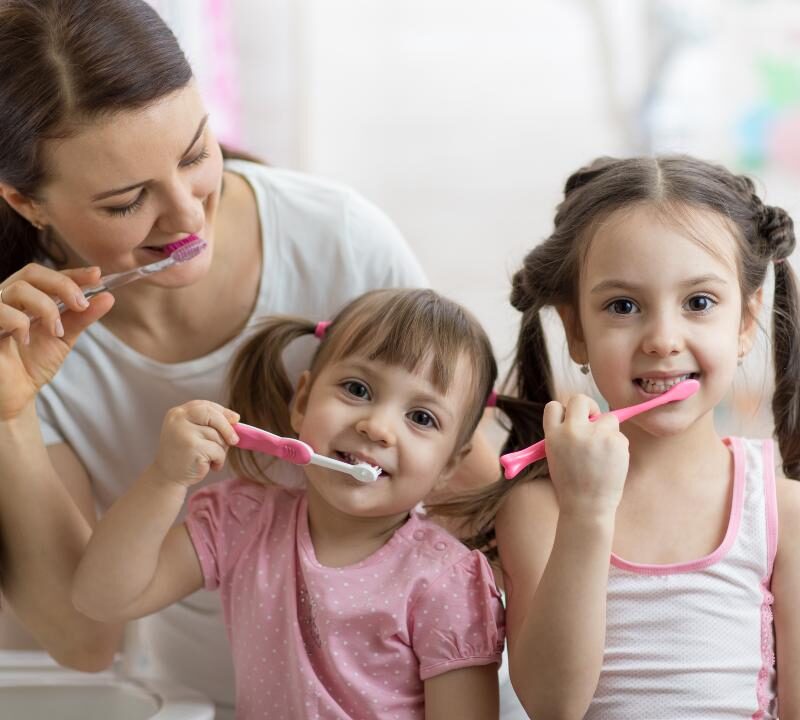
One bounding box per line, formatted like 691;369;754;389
290;353;473;519
567;203;759;438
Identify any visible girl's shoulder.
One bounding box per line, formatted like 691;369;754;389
187;476;301;528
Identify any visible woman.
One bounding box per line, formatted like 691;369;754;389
0;0;427;716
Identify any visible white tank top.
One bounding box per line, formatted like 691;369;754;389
587;437;778;718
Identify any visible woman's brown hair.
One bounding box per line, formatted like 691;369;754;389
434;155;800;561
226;288;498;484
0;0;260;280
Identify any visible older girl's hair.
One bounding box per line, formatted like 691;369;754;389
227;288;498;483
436;155;800;561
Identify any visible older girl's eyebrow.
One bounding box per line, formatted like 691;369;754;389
91;115;209;201
590;273;729;295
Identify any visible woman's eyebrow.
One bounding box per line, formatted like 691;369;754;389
91;115;209;201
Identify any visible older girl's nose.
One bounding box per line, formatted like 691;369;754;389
641;313;683;357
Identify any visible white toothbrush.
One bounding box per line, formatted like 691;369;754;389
234;423;383;483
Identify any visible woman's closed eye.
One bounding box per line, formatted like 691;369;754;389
407;408;439;430
103;147;210;217
105;190;146;217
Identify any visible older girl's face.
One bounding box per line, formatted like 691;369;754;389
567;204;760;438
34;82;223;285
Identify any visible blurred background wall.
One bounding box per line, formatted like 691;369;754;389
150;0;800;441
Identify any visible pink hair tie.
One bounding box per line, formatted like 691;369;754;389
314;321;332;339
486;390;498;407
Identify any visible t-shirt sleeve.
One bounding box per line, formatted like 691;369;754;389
411;550;505;681
184;478;266;591
344;189;429;289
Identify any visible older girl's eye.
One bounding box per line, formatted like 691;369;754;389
105;191;146;217
685;295;716;313
342;380;370;400
606;298;638;315
408;409;437;429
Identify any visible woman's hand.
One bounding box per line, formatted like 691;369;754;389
152;401;240;487
542;394;629;519
0;264;113;420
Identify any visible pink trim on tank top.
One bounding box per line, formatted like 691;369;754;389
609;437;745;576
753;439;778;719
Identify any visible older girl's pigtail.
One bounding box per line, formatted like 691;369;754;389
772;259;800;479
761;203;800;479
227;316;317;482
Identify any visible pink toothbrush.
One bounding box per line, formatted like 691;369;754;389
0;235;207;340
233;423;382;483
500;379;701;479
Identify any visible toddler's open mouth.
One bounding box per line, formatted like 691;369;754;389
336;451;387;480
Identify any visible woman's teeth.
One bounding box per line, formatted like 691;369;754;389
636;373;697;394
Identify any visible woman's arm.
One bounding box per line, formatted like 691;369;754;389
0;266;122;670
0;406;123;671
424;665;499;720
773;478;800;717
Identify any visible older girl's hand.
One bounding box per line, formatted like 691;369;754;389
152;401;241;487
542;394;629;520
0;264;114;420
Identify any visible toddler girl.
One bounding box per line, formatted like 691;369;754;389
73;288;505;720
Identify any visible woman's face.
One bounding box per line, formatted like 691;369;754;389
35;82;223;285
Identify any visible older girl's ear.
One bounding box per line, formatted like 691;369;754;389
556;304;588;366
738;287;764;358
290;371;312;435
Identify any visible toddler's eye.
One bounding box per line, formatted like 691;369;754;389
686;295;716;313
342;380;370;400
607;299;638;315
408;409;437;429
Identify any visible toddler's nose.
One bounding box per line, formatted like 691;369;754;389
355;414;396;447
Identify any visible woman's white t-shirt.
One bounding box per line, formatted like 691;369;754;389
35;160;427;714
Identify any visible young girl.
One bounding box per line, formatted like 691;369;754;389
73;288;505;720
445;156;800;717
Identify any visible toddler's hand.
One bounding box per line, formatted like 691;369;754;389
543;394;629;519
152;400;240;486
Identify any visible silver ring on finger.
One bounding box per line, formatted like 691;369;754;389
0;286;5;304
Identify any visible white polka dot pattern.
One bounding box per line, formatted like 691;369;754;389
185;479;505;719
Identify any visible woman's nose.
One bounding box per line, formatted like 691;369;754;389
156;177;205;235
355;414;397;447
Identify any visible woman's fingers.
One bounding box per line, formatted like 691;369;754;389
0;265;102;341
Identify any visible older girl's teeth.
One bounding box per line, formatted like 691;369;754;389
638;374;692;393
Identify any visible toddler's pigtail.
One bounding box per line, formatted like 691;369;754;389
227;316;317;482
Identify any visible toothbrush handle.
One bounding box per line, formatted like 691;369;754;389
499;404;655;479
233;423;313;465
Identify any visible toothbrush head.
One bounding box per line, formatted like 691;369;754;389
168;235;207;263
349;463;382;483
661;378;701;402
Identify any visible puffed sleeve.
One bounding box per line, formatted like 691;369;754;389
410;550;505;681
184;478;267;591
